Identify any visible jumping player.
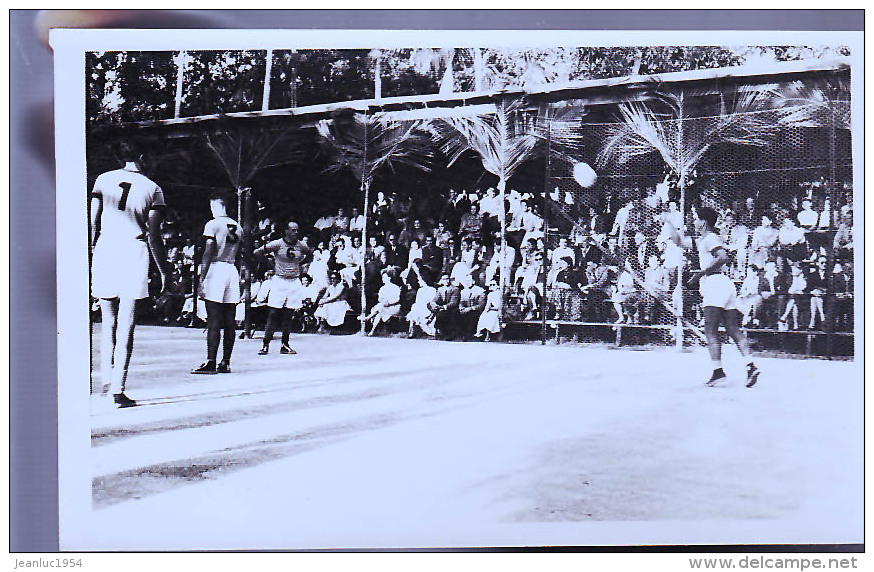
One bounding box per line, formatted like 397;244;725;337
253;220;311;355
90;143;169;407
667;206;760;388
192;192;244;374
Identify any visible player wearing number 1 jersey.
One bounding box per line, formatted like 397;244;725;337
192;192;244;374
90;144;169;408
253;220;311;355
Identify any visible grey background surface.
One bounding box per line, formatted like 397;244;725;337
10;9;863;552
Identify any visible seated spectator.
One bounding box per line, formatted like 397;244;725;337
406;265;438;338
796;198;819;230
641;254;670;324
832;260;854;332
348;207;365;234
805;256;828;330
475;280;502;340
508;200;544;247
513;250;545;320
580;259;612;322
428;273;462;340
778;214;808;262
313;212;335;242
485;233;517;288
833;210;853;260
433;220;453;250
547;256;584;321
737;264;767;327
332;207;350;235
458;202;484;241
749;215;778;271
154;268;187;325
336;235;363;287
450;237;481;285
551;237;576;267
419;234;444;286
611;261;640;324
383;232;409;270
292;274;324;333
457;273;487;340
360;268;402;336
314;271;351;329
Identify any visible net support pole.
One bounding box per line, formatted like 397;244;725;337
359;112;370;334
241;186;254;339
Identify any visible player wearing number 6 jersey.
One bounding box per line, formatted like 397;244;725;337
253;220;311;355
90;144;169;407
192;192;244;375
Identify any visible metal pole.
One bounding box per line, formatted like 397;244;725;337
173;51;187;119
360;112;369;334
241;187;254;338
540;108;551;345
262;48;273;112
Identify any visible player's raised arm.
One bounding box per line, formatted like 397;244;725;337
665;219;693;249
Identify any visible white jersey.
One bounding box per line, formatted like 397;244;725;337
91;167;165;241
696;232;727;274
203;215;242;264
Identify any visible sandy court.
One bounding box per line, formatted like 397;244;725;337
77;325;863;549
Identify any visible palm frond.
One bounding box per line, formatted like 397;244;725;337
316;113;434;186
771;77;851;130
200;122;304;189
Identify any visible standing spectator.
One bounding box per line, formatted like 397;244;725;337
833;210;853;260
332;207;350;235
406;265;438;338
457;273;487;340
433;220;453;250
641;254;671;324
738;196;758;229
778;262;807;331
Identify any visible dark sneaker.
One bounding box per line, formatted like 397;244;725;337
745;364;760;388
280;344;296;355
706;368;727;387
113;393;137;408
217;362;232;374
258;346;269;355
191;361;217;375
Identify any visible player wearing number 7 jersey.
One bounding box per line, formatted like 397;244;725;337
192;192;244;374
90;143;169;408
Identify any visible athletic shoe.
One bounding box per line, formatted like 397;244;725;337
217;362;232;374
745;364;760;388
705;368;727;387
258;346;269;355
192;361;217;375
280;343;296;355
113;393;137;408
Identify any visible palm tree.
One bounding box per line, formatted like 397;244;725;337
199;120;304;335
596;86;777;346
598;87;776;211
316;111;434;331
433;96;585;324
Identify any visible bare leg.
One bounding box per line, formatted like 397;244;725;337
113;297;137;395
723;309;752;359
98;299;118;394
703;306;724;364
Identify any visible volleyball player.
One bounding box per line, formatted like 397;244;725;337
90;143;169;407
667;206;761;387
192;192;243;374
253;221;311;355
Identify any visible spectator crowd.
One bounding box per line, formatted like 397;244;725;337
133;177;855;342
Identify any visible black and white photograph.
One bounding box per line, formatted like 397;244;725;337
51;26;863;551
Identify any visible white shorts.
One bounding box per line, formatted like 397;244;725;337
699;274;738;311
91;237;150;300
201;262;241;304
266;276;302;309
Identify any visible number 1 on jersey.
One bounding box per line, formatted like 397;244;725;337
118;182;132;210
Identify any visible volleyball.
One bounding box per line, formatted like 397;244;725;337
572;162;597;188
